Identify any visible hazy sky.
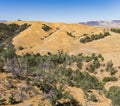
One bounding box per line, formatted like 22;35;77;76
0;0;120;23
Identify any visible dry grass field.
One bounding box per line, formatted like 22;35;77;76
0;21;120;106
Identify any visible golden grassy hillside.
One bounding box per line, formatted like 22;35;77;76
1;21;120;106
5;21;120;66
8;21;101;54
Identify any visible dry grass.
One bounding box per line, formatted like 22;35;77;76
1;21;120;105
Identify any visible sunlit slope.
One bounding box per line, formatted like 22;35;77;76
71;31;120;66
5;21;120;66
9;21;101;53
1;21;120;105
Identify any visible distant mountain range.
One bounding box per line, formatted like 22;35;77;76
0;20;7;22
80;20;120;28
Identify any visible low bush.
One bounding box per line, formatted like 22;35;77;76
0;58;4;71
106;60;117;75
8;94;17;105
67;32;75;38
106;86;120;106
42;24;51;31
89;94;98;102
103;77;118;82
80;32;110;43
111;28;120;33
18;46;24;50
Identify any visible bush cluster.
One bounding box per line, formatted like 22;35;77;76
111;28;120;33
80;32;110;43
103;77;118;82
106;86;120;106
89;94;98;102
106;60;117;75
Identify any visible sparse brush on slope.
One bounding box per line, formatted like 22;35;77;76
0;22;119;105
0;23;30;49
0;44;119;105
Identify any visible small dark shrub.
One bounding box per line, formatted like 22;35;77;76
89;94;98;102
42;24;51;31
67;32;75;38
18;46;24;50
8;94;17;104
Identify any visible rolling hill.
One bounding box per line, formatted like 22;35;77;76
0;21;120;106
4;21;119;66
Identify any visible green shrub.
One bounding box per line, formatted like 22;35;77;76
86;64;95;73
98;54;104;61
77;62;82;69
89;94;98;102
86;59;100;73
42;24;51;31
106;60;113;71
80;72;104;91
8;94;17;104
85;56;92;62
50;85;68;105
111;28;120;33
93;59;101;69
3;44;16;58
67;32;75;38
106;60;117;75
103;77;118;82
50;85;81;106
104;32;110;36
0;58;4;71
106;86;120;106
109;68;117;75
37;79;55;94
68;71;104;92
80;32;110;43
